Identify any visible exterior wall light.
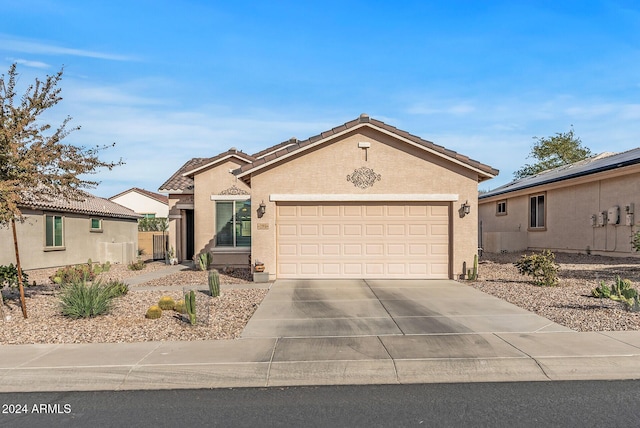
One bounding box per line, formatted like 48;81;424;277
462;201;471;216
257;201;266;218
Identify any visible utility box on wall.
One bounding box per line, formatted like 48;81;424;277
607;206;620;225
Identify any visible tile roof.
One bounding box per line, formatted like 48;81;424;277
234;114;499;179
20;191;141;219
181;148;255;178
479;148;640;199
159;114;500;192
109;187;168;205
158;157;207;193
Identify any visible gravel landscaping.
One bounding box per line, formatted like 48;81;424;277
0;260;266;345
1;252;639;345
471;252;640;332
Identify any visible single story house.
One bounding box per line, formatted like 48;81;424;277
478;148;640;257
0;192;141;270
159;114;498;280
109;187;169;218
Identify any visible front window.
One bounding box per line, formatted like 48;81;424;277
45;214;64;247
215;200;251;247
142;213;156;219
529;194;545;229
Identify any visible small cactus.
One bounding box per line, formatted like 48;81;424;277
173;300;186;313
185;290;196;325
145;305;162;319
208;270;220;297
158;296;176;310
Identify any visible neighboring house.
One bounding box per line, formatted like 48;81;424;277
0;192;140;270
478;148;640;257
109;187;169;218
159;114;498;280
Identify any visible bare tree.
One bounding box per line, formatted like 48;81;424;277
0;64;123;318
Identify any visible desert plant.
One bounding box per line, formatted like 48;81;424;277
514;249;559;286
51;263;97;285
145;305;162;319
173;300;186;313
105;280;128;297
185;290;196;325
208;270;220;297
158;296;176;310
0;264;29;289
593;276;638;311
128;258;146;271
632;231;640;252
197;252;213;271
467;254;478;281
59;279;114;319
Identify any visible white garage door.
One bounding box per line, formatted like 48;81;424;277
276;202;450;279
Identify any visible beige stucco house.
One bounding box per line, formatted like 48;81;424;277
159;114;498;280
0;192;140;270
109;187;169;218
479;148;640;257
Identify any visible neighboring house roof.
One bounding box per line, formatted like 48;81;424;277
20;191;141;220
109;187;169;205
234;114;499;182
158;157;208;193
479;148;640;200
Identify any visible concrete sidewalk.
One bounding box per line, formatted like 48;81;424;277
3;275;640;392
2;331;640;392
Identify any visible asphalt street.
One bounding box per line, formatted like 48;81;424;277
2;381;640;428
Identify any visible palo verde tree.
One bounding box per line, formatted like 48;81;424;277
514;126;592;179
0;63;122;318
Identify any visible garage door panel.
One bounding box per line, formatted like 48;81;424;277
277;202;450;279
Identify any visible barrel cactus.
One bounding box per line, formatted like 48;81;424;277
173;300;186;313
158;296;176;310
145;305;162;319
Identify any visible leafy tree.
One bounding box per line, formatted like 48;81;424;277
514;127;592;179
0;64;122;318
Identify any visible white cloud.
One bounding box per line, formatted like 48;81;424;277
0;34;135;61
6;57;50;69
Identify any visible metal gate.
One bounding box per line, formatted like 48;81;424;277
153;234;168;260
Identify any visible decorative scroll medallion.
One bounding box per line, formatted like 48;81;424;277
347;167;381;189
219;185;249;195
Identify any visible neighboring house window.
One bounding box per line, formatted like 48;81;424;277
45;214;64;248
529;194;546;229
496;200;507;216
90;218;103;232
142;213;156;218
215;200;251;247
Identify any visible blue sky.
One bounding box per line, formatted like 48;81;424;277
2;0;640;197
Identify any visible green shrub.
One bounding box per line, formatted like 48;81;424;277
145;305;162;319
59;279;114;319
105;280;129;298
0;264;29;289
632;231;640;252
158;296;175;310
128;259;145;271
514;249;560;286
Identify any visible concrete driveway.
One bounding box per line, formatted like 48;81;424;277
241;279;571;338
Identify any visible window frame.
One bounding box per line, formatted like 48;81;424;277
90;218;103;232
44;213;65;250
214;197;251;248
528;193;546;230
496;200;507;216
